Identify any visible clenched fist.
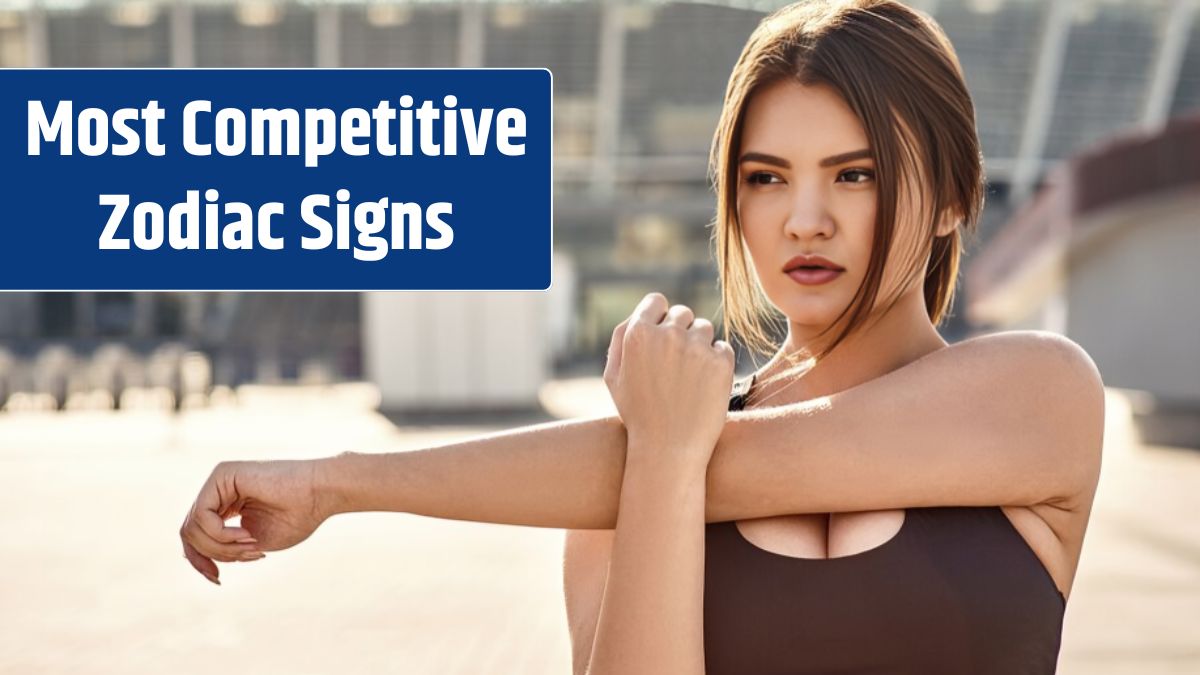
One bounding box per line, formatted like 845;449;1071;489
604;292;736;468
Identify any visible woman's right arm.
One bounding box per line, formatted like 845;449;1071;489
180;411;636;583
319;413;631;530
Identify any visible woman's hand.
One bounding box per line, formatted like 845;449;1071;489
179;459;333;585
604;292;736;467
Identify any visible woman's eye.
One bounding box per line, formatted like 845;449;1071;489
744;172;780;186
839;169;875;184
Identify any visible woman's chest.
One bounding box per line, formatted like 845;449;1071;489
734;509;906;559
732;506;1069;600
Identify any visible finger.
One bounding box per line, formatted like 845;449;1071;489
218;495;249;521
181;537;221;585
663;304;695;329
197;506;254;544
689;317;715;343
184;478;260;561
631;292;668;326
183;521;259;565
192;508;261;561
606;319;629;377
196;470;256;544
713;340;736;366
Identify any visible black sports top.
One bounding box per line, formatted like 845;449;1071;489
703;375;1067;674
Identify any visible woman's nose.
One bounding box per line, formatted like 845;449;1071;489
782;185;835;241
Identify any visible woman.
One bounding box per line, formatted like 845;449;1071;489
179;2;1104;673
566;3;1103;672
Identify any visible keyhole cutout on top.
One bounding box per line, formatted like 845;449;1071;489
734;510;908;560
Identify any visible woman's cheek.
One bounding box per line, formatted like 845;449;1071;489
738;204;770;253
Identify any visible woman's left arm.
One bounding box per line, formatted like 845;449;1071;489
584;438;710;675
584;296;734;675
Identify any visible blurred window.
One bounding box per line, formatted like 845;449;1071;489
485;4;600;158
154;293;184;337
340;4;458;67
1044;0;1167;159
936;0;1048;161
195;2;314;67
38;293;75;338
621;4;759;157
47;4;170;67
96;292;135;337
1170;10;1200;116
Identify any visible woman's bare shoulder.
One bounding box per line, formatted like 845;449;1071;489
953;329;1105;498
951;329;1101;383
930;330;1104;424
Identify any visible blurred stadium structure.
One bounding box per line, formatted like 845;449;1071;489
968;112;1200;449
0;0;1196;416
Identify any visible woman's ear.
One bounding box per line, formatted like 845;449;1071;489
934;208;961;238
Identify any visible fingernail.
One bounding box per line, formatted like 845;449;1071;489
235;538;258;544
242;552;265;560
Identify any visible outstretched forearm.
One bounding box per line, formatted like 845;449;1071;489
316;406;791;529
319;414;633;529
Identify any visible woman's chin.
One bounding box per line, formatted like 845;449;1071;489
773;296;844;326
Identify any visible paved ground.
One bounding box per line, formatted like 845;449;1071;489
0;380;1197;674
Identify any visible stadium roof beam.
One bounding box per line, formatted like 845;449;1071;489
1011;0;1075;205
1141;0;1196;132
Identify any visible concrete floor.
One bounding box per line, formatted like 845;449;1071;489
0;381;1196;674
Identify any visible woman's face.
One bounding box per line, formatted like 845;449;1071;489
736;79;927;332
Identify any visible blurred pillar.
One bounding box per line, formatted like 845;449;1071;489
1011;0;1074;204
1141;0;1196;132
590;2;626;199
74;293;95;339
17;294;38;339
170;0;194;68
458;2;485;68
25;0;47;67
183;294;206;340
315;2;340;69
133;293;154;339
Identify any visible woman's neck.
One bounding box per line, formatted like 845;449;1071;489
753;287;948;405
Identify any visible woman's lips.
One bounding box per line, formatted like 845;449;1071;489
786;267;843;285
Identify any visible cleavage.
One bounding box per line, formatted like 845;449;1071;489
735;510;907;559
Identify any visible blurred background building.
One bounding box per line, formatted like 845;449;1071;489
0;0;1196;424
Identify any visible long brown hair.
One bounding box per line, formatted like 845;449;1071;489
709;0;985;392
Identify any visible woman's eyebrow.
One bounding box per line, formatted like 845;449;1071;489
738;148;873;169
